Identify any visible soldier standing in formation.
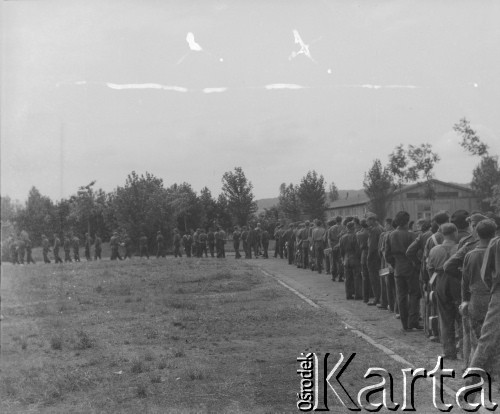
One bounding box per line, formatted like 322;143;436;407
261;226;270;258
25;236;35;264
72;235;81;262
173;229;182;257
199;228;208;257
64;235;72;262
110;231;123;260
312;220;326;274
53;233;63;264
183;232;192;257
123;232;133;259
156;231;165;258
42;234;51;263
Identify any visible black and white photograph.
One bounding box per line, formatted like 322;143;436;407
2;0;500;412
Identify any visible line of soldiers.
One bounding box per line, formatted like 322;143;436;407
38;232;101;264
271;209;500;393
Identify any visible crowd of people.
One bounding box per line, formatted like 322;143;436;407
5;208;500;394
271;209;500;394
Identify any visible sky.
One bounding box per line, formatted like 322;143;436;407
2;0;500;203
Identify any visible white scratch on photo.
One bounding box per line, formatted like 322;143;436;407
265;83;304;90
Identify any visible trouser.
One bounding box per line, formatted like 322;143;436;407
208;242;215;257
361;255;371;302
262;241;269;258
111;247;122;260
252;242;258;258
157;245;165;258
200;243;208;257
385;273;397;312
43;249;51;263
274;239;280;258
367;258;381;303
94;247;101;260
54;249;63;264
85;247;91;261
140;246;150;258
331;249;342;280
123;248;132;259
279;240;284;259
467;288;500;386
435;273;461;357
184;245;191;258
64;249;72;262
344;262;357;299
26;249;35;264
288;243;295;265
18;248;25;264
314;242;324;273
302;244;309;269
174;245;182;257
73;249;80;262
234;241;241;258
11;249;19;264
395;274;420;329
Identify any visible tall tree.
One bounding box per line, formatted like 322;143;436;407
277;183;301;222
215;194;233;230
109;171;172;249
328;182;339;203
221;167;257;226
363;159;394;221
453;117;500;211
15;187;57;244
198;186;217;229
297;170;327;220
166;183;203;232
388;143;440;208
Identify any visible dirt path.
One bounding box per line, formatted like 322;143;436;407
244;256;498;410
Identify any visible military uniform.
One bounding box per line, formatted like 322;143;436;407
386;226;420;330
9;237;18;264
328;221;344;281
64;236;72;262
467;236;500;388
156;232;165;258
427;239;459;358
339;224;361;299
233;228;241;259
123;235;133;259
53;235;63;264
273;226;281;258
241;227;249;259
25;238;35;264
110;233;123;260
312;222;326;274
199;230;208;257
192;230;200;257
173;231;182;257
17;238;25;264
42;235;51;263
367;221;383;305
357;225;371;302
72;236;81;262
183;234;192;258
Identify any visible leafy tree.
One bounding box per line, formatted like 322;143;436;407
363;159;394;221
166;183;203;232
1;195;21;223
388;143;440;208
214;194;233;230
199;187;217;229
221;167;257;226
109;171;172;250
328;182;339;203
277;183;301;222
471;157;500;211
453;117;500;211
15;187;57;245
453;117;489;157
297;170;327;220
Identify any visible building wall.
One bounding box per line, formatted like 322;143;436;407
325;204;368;219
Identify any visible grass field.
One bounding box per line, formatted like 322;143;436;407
1;257;405;413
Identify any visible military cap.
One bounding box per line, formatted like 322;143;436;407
366;212;378;221
467;213;488;225
432;211;450;225
451;210;469;228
